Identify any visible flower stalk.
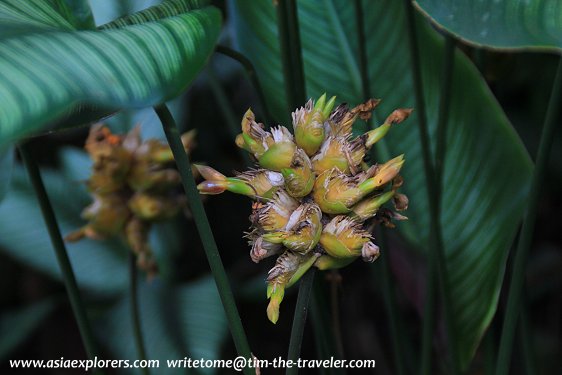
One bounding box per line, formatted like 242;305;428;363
18;143;100;368
154;104;254;375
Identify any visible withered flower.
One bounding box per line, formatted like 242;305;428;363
66;125;194;278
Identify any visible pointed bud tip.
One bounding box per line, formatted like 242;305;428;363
196;181;226;195
267;303;279;324
193;164;226;181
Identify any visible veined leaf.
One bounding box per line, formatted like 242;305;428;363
414;0;562;51
231;0;533;367
0;0;221;150
97;277;227;374
0;158;129;295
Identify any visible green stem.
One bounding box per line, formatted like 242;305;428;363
376;230;407;375
495;57;562;375
275;3;314;372
402;2;459;373
310;281;346;375
154;105;254;375
328;271;345;359
18;144;100;365
519;301;537;375
483;328;496;375
129;254;149;375
354;0;408;372
435;36;455;184
215;45;273;125
286;268;316;375
206;66;252;165
276;0;307;117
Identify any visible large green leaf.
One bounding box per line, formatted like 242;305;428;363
231;0;533;367
0;0;221;149
414;0;562;51
97;277;227;374
0;155;129;295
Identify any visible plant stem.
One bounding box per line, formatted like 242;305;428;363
275;3;314;372
402;1;459;373
215;45;273;125
435;36;455;184
495;57;562;375
286;268;316;375
129;254;149;375
310;281;346;375
483;328;496;375
276;0;306;118
18;144;100;365
519;302;537;375
154;105;254;375
354;0;408;372
328;271;345;359
375;230;407;375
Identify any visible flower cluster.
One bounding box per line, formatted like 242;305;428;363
197;94;411;323
66;125;195;278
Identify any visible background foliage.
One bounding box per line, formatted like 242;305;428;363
0;0;561;374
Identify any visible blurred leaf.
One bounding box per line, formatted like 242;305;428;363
0;147;14;203
0;161;129;295
414;0;562;51
0;0;221;149
97;277;227;374
231;0;533;367
0;299;56;360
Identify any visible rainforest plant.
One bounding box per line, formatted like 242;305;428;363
0;1;560;375
196;95;411;323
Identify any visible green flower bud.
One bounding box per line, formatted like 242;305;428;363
281;149;315;197
294;98;325;156
357;155;405;192
311;135;366;175
195;164;256;197
258;126;297;171
261;203;322;254
266;251;319;324
236;109;270;157
320;216;380;262
351;190;395;222
252;190;300;232
314;254;356;270
237;169;285;199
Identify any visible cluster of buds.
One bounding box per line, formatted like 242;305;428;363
197;94;411;323
65;125;195;278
